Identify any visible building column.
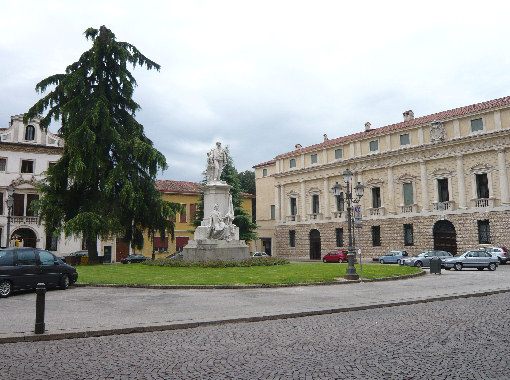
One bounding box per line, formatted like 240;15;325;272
456;154;467;209
280;184;285;221
387;167;395;214
498;149;510;204
274;185;281;221
323;178;330;219
301;180;307;218
420;161;430;212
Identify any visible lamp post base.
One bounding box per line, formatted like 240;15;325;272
344;273;360;281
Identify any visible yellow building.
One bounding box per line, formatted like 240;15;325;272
255;96;510;259
135;180;255;258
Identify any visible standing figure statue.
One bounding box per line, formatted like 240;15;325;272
206;142;228;183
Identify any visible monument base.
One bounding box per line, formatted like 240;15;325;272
183;239;250;262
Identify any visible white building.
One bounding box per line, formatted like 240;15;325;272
0;115;86;256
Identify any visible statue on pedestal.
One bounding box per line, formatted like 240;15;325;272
206;142;228;183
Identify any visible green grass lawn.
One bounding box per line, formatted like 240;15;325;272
76;263;421;286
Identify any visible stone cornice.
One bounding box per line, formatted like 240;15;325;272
0;141;63;154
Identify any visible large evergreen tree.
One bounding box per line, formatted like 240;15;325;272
24;26;180;263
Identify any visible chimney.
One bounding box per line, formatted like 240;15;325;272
365;122;371;131
295;143;302;149
403;110;414;122
323;134;328;142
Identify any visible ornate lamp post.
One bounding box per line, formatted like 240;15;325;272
6;185;14;248
332;169;364;280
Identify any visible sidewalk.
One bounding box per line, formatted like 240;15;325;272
2;266;510;343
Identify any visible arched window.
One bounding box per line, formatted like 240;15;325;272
25;125;35;141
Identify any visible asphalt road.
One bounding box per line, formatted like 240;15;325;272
1;291;510;379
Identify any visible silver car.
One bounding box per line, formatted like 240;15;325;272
442;250;498;271
401;250;452;268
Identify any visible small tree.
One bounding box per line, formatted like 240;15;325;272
24;26;180;263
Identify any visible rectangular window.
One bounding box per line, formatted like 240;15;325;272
400;133;410;145
270;205;275;220
179;204;187;223
0;192;3;215
334;149;342;159
262;168;267;177
290;198;297;216
289;159;296;168
403;224;414;246
45;234;58;251
471;118;483;132
369;140;379;152
13;193;25;216
403;183;413;205
478;220;490;244
372;187;381;208
154;236;169;252
289;230;296;247
190;204;197;221
0;158;6;171
21;160;34;173
372;226;381;246
438;178;449;202
26;194;39;217
312;194;320;214
335;194;344;211
310;154;317;164
476;173;489;198
336;228;344;247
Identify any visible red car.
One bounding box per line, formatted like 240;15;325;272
322;250;348;263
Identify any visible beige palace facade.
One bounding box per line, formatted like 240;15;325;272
254;96;510;259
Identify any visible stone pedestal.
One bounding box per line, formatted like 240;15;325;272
183;239;250;262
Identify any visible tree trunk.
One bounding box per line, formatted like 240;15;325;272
87;237;100;264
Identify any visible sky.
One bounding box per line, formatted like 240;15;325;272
1;0;509;182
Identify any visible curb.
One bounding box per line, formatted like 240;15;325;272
2;282;509;344
73;270;426;290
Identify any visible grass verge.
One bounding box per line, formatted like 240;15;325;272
76;263;421;286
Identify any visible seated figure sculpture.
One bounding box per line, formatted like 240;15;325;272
209;203;234;241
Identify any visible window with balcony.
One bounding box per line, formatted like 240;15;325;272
270;205;275;220
437;178;449;202
372;226;381;246
310;154;317;164
478;220;490;244
335;193;345;212
26;194;39;216
289;230;296;247
334;148;342;159
403;183;413;205
13;193;25;216
312;194;320;214
400;133;410;146
372;187;381;208
476;173;489;198
471;118;483;133
25;125;35;140
21;160;34;173
404;224;414;246
0;158;6;171
290;197;297;216
369;140;379;152
336;228;344;247
289;159;296;168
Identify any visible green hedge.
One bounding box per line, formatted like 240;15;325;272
144;257;290;268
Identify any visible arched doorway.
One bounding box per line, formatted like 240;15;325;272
11;228;37;248
433;220;457;256
309;229;321;260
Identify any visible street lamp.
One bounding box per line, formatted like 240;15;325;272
332;169;364;280
6;185;14;247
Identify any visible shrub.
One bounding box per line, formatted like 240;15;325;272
144;257;289;268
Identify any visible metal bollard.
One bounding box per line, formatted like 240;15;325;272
35;283;46;334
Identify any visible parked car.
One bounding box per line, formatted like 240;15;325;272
400;250;453;268
120;254;149;264
0;247;78;298
479;246;508;264
167;252;184;259
252;252;269;258
442;250;498;271
378;250;408;264
323;250;348;263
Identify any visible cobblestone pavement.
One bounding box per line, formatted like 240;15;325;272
2;292;510;379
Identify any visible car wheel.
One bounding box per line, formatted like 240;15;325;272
498;258;505;265
380;259;384;264
454;262;463;271
397;259;401;265
338;258;343;263
415;261;423;268
323;259;327;263
444;267;451;270
60;274;69;290
0;280;12;298
477;267;484;271
488;263;497;271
